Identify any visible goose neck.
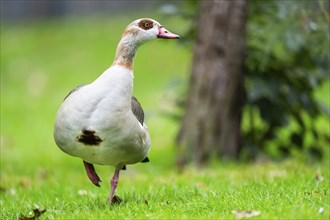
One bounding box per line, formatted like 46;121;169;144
112;36;138;70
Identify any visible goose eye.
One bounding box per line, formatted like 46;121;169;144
138;19;154;30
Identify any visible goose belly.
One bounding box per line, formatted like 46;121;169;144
54;115;150;166
59;134;150;166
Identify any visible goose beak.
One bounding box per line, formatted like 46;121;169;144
157;26;180;39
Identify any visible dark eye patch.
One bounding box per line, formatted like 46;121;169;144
138;19;154;30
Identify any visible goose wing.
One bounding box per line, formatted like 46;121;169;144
131;96;150;163
131;96;144;125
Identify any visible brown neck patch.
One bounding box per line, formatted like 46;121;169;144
113;59;134;70
138;19;154;30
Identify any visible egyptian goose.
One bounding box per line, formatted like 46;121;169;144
54;18;180;204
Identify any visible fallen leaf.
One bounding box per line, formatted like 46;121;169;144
267;170;287;179
19;178;31;188
111;195;122;205
37;168;49;180
77;189;88;196
19;207;46;220
8;188;17;196
315;174;324;182
232;210;261;219
195;182;208;190
319;207;324;214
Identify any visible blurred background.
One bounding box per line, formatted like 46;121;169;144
1;0;329;180
1;0;189;170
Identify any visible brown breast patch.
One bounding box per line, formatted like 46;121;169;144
76;129;103;146
138;19;154;30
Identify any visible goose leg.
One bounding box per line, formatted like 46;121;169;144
109;170;120;204
83;160;101;187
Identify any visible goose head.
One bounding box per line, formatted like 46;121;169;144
113;18;180;69
122;18;180;45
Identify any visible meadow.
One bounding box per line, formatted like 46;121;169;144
1;14;329;219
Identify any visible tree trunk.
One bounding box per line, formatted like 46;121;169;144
177;0;248;166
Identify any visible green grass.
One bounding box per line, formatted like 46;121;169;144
1;14;329;219
1;158;329;219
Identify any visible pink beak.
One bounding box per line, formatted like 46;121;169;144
157;26;180;39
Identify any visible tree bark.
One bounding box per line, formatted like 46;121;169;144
177;0;248;166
